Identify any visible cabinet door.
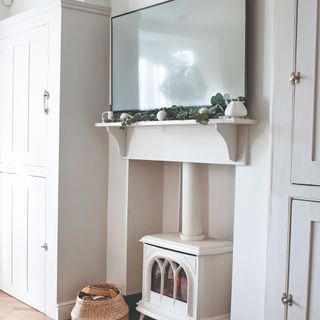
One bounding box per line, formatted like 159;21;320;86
12;38;30;163
26;25;49;167
0;40;14;164
0;26;49;169
0;173;46;312
0;174;13;292
287;200;320;319
292;0;320;185
25;176;46;312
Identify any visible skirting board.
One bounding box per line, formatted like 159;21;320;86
206;315;230;320
57;300;76;320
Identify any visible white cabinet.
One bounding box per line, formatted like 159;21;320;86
0;173;46;311
287;200;320;320
0;174;13;293
0;25;49;169
0;1;110;319
265;0;320;318
26;25;49;167
0;40;14;163
292;0;320;186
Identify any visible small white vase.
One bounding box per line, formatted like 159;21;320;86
157;110;167;121
102;111;113;122
225;101;248;118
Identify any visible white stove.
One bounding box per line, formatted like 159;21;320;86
137;233;233;320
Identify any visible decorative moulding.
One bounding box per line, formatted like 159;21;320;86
96;118;257;165
61;0;112;16
0;0;111;35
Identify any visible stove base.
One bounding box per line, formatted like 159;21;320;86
137;301;230;320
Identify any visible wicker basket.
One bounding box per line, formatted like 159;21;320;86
71;283;129;320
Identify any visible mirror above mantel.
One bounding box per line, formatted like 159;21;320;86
112;0;246;112
99;0;257;166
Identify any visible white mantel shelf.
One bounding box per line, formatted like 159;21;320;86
96;118;257;165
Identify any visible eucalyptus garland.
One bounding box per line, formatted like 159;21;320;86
103;93;246;130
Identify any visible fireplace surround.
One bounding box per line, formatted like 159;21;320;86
97;119;256;319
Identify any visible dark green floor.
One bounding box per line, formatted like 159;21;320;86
125;294;155;320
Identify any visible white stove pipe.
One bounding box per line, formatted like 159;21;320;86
180;162;205;241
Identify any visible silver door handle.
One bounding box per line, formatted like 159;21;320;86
43;90;50;114
281;293;293;306
41;243;48;251
289;72;300;85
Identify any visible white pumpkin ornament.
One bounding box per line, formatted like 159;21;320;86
157;110;167;121
199;107;209;114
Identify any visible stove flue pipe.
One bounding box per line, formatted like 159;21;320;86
180;162;205;241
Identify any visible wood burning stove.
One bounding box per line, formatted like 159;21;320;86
137;233;233;320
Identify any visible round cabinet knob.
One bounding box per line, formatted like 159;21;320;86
281;293;293;306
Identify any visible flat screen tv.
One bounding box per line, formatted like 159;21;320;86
112;0;246;112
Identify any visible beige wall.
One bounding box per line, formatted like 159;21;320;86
111;0;165;16
0;4;8;19
110;0;272;319
0;0;272;318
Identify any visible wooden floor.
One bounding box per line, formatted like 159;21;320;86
0;291;51;320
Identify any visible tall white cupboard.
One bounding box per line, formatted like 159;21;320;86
0;1;110;319
266;0;320;319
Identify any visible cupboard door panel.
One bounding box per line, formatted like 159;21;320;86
0;174;46;312
292;0;320;185
0;174;13;293
12;40;30;162
12;175;28;300
0;42;14;163
25;176;46;312
26;25;49;167
288;200;320;319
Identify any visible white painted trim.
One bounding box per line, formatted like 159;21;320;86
204;315;230;320
61;0;111;16
0;0;111;34
0;2;60;32
96;118;258;128
140;233;233;256
57;300;76;320
96;119;257;165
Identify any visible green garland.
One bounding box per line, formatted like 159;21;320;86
103;93;246;130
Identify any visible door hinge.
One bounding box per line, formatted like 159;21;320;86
290;71;301;85
43;90;50;115
281;292;293;306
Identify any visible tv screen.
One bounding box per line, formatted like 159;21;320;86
112;0;246;112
